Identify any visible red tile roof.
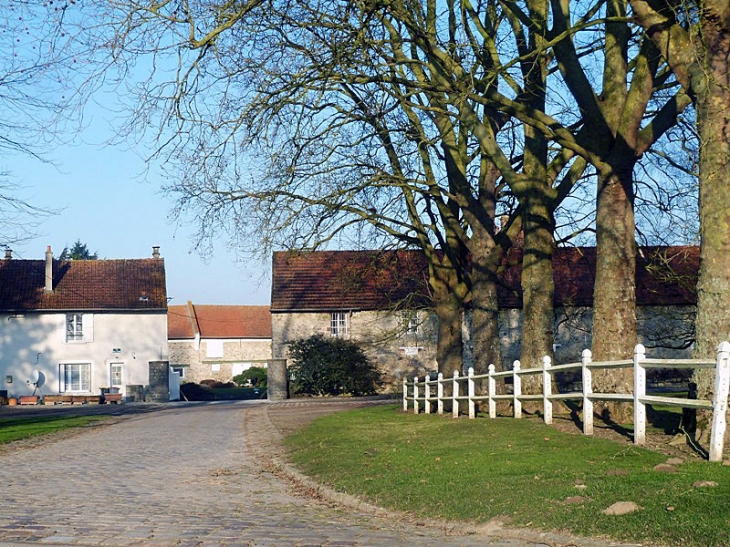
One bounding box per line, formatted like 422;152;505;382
168;304;197;338
168;302;272;339
271;246;699;311
0;258;167;311
271;250;431;311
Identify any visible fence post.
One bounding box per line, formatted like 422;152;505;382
709;341;730;462
424;374;431;414
452;370;460;418
437;373;444;415
402;377;408;412
488;364;496;419
513;360;522;419
543;356;553;425
581;349;593;435
413;376;419;415
633;344;647;445
468;367;476;419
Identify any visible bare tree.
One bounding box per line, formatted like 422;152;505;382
0;1;98;246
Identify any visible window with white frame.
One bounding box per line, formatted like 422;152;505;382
171;366;186;379
60;363;91;392
66;313;84;341
330;312;348;337
401;311;420;334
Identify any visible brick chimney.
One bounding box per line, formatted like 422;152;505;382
44;246;53;293
152;246;160;259
4;249;11;260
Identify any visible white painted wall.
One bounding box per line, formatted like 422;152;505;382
0;311;168;398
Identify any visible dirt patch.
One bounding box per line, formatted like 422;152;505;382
545;412;711;461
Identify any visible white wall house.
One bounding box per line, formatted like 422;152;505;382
0;246;168;400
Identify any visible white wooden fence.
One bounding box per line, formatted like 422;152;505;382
402;342;730;462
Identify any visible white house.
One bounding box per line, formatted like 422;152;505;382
0;246;168;402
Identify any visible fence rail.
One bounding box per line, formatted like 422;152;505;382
402;342;730;462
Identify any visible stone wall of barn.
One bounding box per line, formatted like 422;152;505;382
169;338;272;384
272;304;696;391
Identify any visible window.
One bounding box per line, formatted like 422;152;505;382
66;313;83;342
330;312;348;337
60;363;90;392
401;311;420;334
171;366;186;379
64;313;93;342
211;363;221;372
110;364;123;388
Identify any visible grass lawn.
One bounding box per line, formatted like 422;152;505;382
285;405;730;546
0;415;110;445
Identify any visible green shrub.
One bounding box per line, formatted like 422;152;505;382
288;334;382;396
233;366;268;388
199;379;235;389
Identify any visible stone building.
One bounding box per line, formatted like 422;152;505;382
271;247;698;388
168;302;272;383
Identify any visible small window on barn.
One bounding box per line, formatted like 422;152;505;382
330;312;348;337
401;311;420;334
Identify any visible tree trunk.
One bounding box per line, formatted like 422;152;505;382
471;266;502;374
692;16;730;435
591;167;637;423
431;263;467;376
520;196;555;394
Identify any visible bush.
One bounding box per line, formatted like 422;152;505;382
288;334;382;396
233;366;268;388
199;379;235;389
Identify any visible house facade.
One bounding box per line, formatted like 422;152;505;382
168;302;272;383
271;250;439;387
271;247;698;389
0;246;168;401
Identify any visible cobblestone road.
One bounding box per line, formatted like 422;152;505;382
0;401;632;547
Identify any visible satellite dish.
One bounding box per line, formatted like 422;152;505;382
30;370;45;388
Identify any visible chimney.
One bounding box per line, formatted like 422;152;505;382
152;246;161;259
45;246;53;293
4;249;11;260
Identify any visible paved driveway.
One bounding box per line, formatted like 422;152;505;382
0;401;627;546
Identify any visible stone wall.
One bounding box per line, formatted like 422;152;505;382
273;304;696;390
169;338;272;384
272;310;438;390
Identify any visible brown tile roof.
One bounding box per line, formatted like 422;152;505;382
0;258;167;311
168;302;272;339
271;250;431;312
271;246;699;311
168;304;196;338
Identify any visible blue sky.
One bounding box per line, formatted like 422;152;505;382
3;127;272;306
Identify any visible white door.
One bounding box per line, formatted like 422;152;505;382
110;362;124;393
